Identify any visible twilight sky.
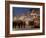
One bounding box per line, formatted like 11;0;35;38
13;7;40;16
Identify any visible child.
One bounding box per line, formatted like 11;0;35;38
33;15;39;28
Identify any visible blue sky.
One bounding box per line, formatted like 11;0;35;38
13;7;40;16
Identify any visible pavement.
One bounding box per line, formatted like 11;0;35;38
13;25;37;31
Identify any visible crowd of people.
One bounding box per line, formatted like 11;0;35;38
13;9;40;29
